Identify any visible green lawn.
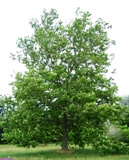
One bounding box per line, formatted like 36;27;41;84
0;144;129;160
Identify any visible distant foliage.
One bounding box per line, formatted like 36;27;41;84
121;95;129;106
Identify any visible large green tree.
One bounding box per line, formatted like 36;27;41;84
2;9;121;151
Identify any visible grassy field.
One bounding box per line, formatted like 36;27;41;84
0;144;129;160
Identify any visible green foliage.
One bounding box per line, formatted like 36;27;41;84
2;8;122;152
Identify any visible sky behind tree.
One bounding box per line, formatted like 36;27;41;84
0;0;129;96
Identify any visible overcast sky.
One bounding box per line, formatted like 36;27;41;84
0;0;129;96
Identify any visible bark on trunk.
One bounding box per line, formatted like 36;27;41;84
62;112;68;151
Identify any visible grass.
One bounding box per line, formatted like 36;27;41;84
0;144;129;160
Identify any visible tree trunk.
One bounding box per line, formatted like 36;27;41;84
62;112;68;151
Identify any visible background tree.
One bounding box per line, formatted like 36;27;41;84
2;9;122;151
0;98;4;143
121;95;129;106
0;96;16;144
120;95;129;127
0;96;6;144
118;95;129;146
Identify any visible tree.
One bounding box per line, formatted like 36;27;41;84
121;95;129;106
120;95;129;130
0;105;4;143
0;95;15;144
0;96;5;144
2;9;121;151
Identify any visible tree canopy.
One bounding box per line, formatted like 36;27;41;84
2;9;122;151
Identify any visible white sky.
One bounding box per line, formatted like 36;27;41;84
0;0;129;96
